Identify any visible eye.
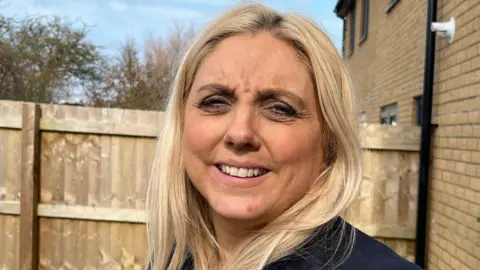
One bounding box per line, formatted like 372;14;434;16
196;95;231;114
264;102;301;121
272;103;297;116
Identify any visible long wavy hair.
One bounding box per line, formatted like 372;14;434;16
146;3;362;270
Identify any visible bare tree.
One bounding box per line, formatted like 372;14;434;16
85;23;196;110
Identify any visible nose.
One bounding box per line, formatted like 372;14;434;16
224;108;261;153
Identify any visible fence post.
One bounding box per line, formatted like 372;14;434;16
20;103;41;270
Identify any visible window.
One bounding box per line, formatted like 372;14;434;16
380;103;398;126
385;0;401;13
359;112;367;124
359;0;369;44
415;96;423;126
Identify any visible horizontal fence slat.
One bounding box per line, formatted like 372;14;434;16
40;119;159;138
360;124;421;151
39;103;163;137
0;100;22;129
0;117;22;129
2;118;162;137
0;201;21;215
37;204;146;223
362;142;420;151
0;202;145;223
1;101;164;137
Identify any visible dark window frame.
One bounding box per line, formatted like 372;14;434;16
359;0;369;45
415;95;423;126
385;0;401;13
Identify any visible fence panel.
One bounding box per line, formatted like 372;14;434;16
346;124;420;262
0;101;23;270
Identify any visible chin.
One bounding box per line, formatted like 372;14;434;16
208;194;268;221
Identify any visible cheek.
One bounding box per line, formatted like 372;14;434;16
182;110;225;164
264;124;323;162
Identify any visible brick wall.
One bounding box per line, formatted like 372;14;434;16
339;0;480;269
428;0;480;269
343;0;427;125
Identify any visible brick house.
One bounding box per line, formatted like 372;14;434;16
334;0;479;269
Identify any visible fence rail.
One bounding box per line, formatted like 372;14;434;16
0;100;421;269
0;202;146;223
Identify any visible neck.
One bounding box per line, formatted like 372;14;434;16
211;212;264;264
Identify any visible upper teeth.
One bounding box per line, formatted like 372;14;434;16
219;165;266;178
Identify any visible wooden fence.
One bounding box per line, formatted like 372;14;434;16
0;100;421;269
350;124;421;262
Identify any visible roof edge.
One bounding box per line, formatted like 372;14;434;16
334;0;355;17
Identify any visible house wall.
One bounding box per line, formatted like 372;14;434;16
343;0;427;125
427;0;480;269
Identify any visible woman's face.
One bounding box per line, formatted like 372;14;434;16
183;32;325;223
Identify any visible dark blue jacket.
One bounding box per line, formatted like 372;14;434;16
263;219;422;270
161;218;422;270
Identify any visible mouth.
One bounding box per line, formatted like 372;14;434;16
215;164;270;178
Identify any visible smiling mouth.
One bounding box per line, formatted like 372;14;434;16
216;164;269;178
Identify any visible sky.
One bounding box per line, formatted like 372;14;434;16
1;0;343;56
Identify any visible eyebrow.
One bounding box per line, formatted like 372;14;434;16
196;83;306;109
197;83;235;96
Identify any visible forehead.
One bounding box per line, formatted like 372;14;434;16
191;32;313;96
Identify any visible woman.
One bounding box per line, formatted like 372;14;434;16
146;3;421;270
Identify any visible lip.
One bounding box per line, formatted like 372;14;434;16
211;165;270;189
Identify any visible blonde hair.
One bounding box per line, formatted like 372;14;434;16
146;3;362;270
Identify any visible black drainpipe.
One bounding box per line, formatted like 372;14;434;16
415;0;437;268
